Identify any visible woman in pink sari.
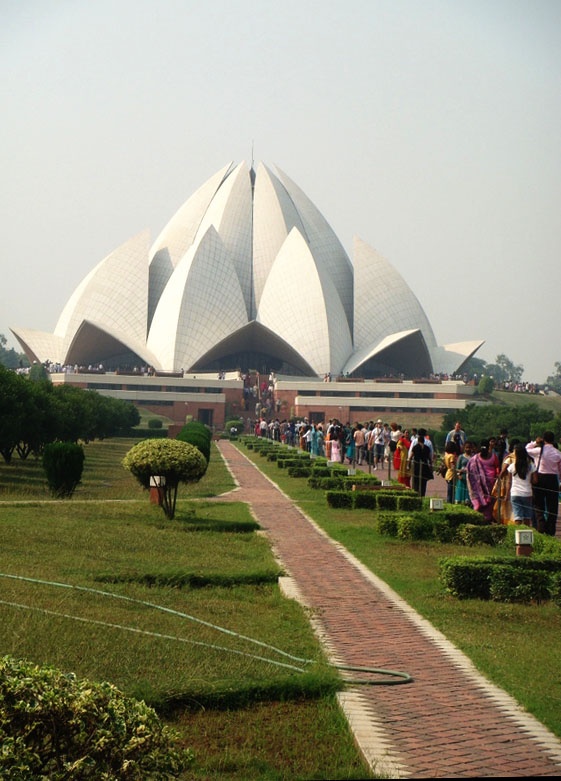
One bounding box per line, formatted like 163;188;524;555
466;439;499;521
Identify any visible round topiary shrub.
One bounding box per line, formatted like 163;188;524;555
123;439;208;519
147;418;163;429
42;442;85;498
0;655;193;779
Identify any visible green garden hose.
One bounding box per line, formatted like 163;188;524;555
0;573;412;685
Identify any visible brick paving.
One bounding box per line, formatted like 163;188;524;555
215;440;561;778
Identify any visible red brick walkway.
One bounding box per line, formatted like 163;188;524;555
215;441;561;778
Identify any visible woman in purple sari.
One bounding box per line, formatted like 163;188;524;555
466;439;499;521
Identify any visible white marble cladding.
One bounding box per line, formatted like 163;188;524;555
11;161;483;376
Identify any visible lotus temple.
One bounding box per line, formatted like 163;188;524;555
11;161;484;428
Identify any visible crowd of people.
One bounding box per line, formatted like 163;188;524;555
442;422;561;536
252;416;561;536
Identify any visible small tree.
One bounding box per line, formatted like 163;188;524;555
122;439;207;519
42;442;85;498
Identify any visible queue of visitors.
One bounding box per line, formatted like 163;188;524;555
252;415;561;537
441;422;561;536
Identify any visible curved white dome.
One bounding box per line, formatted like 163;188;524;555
11;161;483;376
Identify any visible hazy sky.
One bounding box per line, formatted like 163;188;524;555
2;0;560;381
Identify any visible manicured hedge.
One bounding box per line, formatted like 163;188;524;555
439;555;561;602
326;490;354;509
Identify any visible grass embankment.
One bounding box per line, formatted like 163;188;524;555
240;441;561;740
0;438;373;780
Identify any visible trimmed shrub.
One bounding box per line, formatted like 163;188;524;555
311;466;332;478
147;418;163;429
489;566;551;603
277;457;307;469
443;505;485;527
397;514;434;541
376;492;398;511
433;518;456;543
439;557;493;600
308;476;344;491
440;555;561;601
551;572;561;607
397;493;423;512
176;421;211;463
455;524;507;547
354;491;377;510
0;656;192;779
287;465;312;478
42;442;85;498
377;515;398;537
341;475;379;491
326;490;354;509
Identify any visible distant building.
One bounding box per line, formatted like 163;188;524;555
11;161;483;379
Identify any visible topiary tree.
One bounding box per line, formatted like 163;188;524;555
0;655;193;779
176;421;212;463
42;442;85;498
122;439;207;519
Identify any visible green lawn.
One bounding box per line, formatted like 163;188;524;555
0;439;373;780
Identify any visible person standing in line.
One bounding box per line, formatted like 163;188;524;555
353;422;366;466
389;422;402;462
455;441;473;505
445;421;466;454
466;439;499;522
394;431;411;488
372;419;385;470
330;427;341;463
501;443;535;525
443;441;458;504
408;428;433;497
526;431;561;536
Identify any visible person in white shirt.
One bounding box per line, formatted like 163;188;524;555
501;443;535;524
526;431;561;535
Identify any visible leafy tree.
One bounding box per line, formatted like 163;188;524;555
28;362;50;383
440;403;554;445
0;368;140;462
546;362;561;394
15;380;59;459
0;333;28;369
461;355;488;377
0;365;32;463
123;439;207;519
484;354;524;384
0;655;192;778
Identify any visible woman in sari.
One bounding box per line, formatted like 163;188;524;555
466;439;499;522
394;432;411;487
454;441;473;505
